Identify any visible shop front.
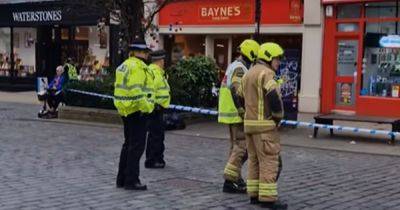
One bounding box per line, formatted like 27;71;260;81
322;0;400;117
0;1;114;90
158;0;324;114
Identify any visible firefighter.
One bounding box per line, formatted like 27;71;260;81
114;39;155;190
145;49;170;169
238;42;287;209
218;39;260;193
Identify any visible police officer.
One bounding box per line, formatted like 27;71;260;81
238;42;287;209
114;39;155;190
218;39;259;193
145;50;170;169
64;58;78;81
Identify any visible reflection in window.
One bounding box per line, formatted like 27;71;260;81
338;23;359;32
337;4;361;19
366;22;397;35
365;2;396;18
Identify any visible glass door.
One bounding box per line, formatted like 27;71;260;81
334;39;359;109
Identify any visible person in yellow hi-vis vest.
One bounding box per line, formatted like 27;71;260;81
218;39;259;193
145;50;170;169
114;39;155;191
238;42;287;209
64;58;78;81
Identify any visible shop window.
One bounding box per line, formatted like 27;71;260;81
365;2;397;18
171;35;205;64
362;18;400;98
60;26;110;81
337;4;361;19
0;28;11;77
366;22;397;35
337;40;358;77
337;23;359;32
13;28;37;78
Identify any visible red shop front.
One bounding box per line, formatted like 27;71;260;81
158;0;303;76
321;0;400;117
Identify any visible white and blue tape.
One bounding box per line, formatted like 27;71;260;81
67;89;399;138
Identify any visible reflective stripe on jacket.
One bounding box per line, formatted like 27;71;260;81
113;57;155;116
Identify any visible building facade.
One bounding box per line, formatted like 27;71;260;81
321;0;400;117
157;0;324;114
0;0;117;90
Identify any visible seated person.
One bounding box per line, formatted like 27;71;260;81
45;65;65;118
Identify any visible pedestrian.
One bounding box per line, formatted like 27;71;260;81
218;39;260;193
238;42;287;209
145;49;170;169
114;39;155;191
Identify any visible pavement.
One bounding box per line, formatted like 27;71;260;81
2;101;400;209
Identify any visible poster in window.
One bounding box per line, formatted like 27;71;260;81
340;83;352;104
99;30;107;49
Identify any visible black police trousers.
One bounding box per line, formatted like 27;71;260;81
146;108;165;164
117;112;147;186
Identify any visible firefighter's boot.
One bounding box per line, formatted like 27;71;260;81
259;200;288;210
222;180;246;194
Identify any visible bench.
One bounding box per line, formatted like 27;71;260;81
313;114;400;145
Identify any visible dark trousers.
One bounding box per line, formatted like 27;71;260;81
116;112;147;186
47;92;63;110
146;108;165;164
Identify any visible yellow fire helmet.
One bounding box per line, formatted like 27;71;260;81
238;39;260;62
258;42;284;62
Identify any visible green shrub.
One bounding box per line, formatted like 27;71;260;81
64;55;219;109
168;56;218;108
63;74;115;109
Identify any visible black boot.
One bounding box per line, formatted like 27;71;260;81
116;180;124;188
259;200;288;210
124;182;147;191
238;178;246;188
222;180;246;194
250;197;259;205
145;161;165;169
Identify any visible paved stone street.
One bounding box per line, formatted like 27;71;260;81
1;102;400;210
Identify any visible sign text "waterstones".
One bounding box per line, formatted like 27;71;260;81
12;10;62;22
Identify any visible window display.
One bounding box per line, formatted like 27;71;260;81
362;45;400;97
361;2;400;98
0;28;11;77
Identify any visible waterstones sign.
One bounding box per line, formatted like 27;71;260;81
12;10;62;22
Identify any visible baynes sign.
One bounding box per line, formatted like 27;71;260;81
200;6;241;20
198;4;252;23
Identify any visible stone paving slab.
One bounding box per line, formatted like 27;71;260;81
1;102;400;209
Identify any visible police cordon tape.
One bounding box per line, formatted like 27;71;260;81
67;89;399;138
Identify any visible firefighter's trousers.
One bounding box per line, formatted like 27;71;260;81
223;123;247;182
246;129;281;202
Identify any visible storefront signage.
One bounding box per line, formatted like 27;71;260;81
379;35;400;48
12;10;62;22
197;3;252;24
200;5;242;21
0;2;104;27
159;0;254;26
159;0;303;26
